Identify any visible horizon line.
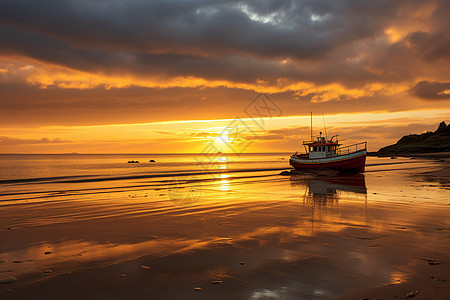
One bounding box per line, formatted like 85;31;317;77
0;152;295;155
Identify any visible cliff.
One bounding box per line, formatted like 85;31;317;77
376;121;450;156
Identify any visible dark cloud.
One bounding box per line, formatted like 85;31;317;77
0;26;379;86
0;136;71;145
0;80;446;127
0;0;401;59
410;81;450;100
0;0;450;133
0;81;443;127
1;0;448;88
407;31;450;62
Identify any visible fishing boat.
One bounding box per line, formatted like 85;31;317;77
289;114;367;173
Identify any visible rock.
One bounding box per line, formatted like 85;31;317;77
422;258;443;265
404;290;419;298
140;265;151;269
430;275;446;282
117;274;126;277
0;277;17;284
240;261;244;265
194;287;202;292
43;270;53;274
279;171;291;175
212;280;223;284
12;261;21;264
5;288;12;292
149;160;156;162
44;251;52;255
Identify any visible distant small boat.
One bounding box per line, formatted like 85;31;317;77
289;114;367;173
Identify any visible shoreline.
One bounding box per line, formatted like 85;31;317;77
368;151;450;159
418;159;450;185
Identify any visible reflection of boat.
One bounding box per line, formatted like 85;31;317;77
290;173;367;236
289;114;367;173
308;174;366;195
290;173;367;204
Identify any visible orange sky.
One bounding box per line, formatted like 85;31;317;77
1;0;449;153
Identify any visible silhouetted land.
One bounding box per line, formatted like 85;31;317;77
371;121;450;157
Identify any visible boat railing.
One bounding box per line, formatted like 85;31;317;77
332;142;367;157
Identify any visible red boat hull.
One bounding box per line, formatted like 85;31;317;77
289;153;366;173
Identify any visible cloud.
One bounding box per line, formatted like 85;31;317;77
410;81;450;100
0;0;449;133
0;0;402;60
0;0;448;92
0;136;71;145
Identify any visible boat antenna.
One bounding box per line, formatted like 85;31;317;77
322;112;328;141
310;112;313;142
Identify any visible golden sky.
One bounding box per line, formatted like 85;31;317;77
1;0;449;153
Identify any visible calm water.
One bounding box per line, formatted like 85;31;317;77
0;154;448;299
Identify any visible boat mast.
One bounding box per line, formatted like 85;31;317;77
310;112;313;142
322;113;328;141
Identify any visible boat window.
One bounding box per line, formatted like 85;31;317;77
313;146;317;151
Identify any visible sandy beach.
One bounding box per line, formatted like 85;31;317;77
0;154;448;299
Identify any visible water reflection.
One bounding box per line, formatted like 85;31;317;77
290;173;367;204
2;157;449;299
289;173;368;236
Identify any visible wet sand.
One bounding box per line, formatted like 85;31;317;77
369;151;450;159
0;156;448;299
419;158;450;186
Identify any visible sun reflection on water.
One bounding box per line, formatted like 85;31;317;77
390;271;408;284
220;173;230;191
